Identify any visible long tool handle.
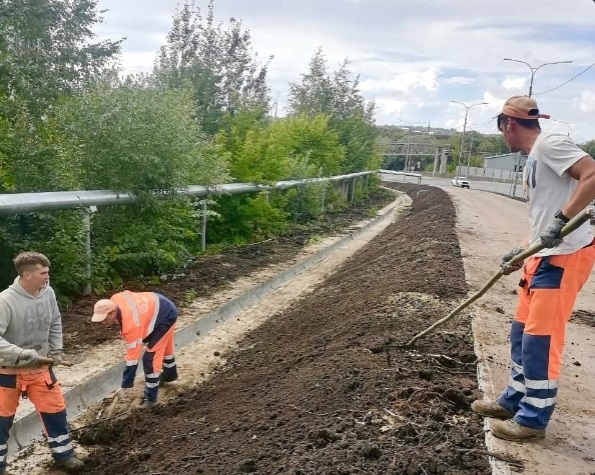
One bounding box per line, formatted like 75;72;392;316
37;356;74;367
406;208;595;347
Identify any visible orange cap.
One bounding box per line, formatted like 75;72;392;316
502;95;550;120
91;299;116;322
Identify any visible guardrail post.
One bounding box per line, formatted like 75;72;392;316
350;177;356;203
201;200;208;252
82;207;94;295
321;183;326;212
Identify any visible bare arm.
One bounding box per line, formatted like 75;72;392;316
561;155;595;218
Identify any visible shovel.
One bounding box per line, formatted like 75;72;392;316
405;208;595;347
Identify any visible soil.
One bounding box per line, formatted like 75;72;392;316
77;184;492;475
61;189;395;353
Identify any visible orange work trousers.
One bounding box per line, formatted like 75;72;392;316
0;368;74;468
498;244;595;429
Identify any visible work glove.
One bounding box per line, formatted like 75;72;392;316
47;352;63;366
15;349;41;368
500;246;525;275
540;217;566;248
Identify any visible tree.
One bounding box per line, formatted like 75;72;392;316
0;0;122;115
579;140;595;157
288;49;380;173
153;0;271;135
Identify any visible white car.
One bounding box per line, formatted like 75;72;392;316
452;176;470;188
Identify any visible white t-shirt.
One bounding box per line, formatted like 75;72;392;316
525;133;592;257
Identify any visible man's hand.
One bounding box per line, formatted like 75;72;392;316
47;352;63;366
16;349;41;367
540;217;566;248
500;246;525;275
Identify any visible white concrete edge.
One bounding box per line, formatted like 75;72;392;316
8;188;412;455
473;320;512;475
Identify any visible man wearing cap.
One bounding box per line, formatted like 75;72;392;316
92;291;179;408
472;96;595;441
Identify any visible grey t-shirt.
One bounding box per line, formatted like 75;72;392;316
525;133;592;257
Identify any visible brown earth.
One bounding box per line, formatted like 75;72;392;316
61;189;395;353
76;184;492;475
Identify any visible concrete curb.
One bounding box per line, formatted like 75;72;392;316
473;323;512;475
9;189;412;454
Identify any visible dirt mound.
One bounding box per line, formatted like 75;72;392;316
61;190;395;354
79;183;490;475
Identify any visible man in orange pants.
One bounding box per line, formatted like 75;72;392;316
0;252;84;472
91;291;178;408
472;96;595;440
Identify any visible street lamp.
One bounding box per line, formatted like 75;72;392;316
451;101;488;178
396;119;425;173
552;119;571;136
503;58;573;97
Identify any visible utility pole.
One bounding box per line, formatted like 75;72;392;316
396;119;425;173
466;131;474;178
503;58;572;97
451;101;487;178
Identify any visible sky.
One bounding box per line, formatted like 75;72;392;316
94;0;595;142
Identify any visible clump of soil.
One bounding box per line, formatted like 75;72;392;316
80;183;491;475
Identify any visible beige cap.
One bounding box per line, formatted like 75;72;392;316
91;299;116;322
502;95;550;120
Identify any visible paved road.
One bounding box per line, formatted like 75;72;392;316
381;173;526;199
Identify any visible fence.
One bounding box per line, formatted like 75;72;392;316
0;172;376;293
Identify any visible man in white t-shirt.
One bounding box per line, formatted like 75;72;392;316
471;95;595;441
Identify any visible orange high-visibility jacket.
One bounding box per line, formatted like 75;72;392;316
111;291;160;366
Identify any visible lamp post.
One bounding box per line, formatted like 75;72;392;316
396;119;425;173
552;119;571;136
503;58;573;97
451;101;488;178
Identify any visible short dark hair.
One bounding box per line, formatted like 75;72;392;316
13;251;50;275
497;113;541;131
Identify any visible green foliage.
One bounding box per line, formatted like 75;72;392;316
207;192;288;244
0;0;121;115
579;140;595;157
0;0;385;303
154;0;271;135
0;211;87;297
288;50;380;173
48;81;230;193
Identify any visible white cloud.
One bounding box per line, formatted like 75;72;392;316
501;76;527;90
442;76;475;86
576;91;595;114
360;69;439;94
94;0;595;140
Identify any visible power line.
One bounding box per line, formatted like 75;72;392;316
532;61;595;96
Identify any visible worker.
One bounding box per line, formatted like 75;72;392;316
472;96;595;440
91;291;179;408
0;252;84;473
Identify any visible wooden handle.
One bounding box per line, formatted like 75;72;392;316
38;356;74;367
405;208;595;347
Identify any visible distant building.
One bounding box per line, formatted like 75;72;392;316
484;153;526;172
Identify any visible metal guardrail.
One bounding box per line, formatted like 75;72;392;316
0;171;376;293
378;169;423;184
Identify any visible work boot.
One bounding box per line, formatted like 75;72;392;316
159;375;179;387
55;455;85;472
471;399;514;419
139;399;156;409
490;419;546;441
